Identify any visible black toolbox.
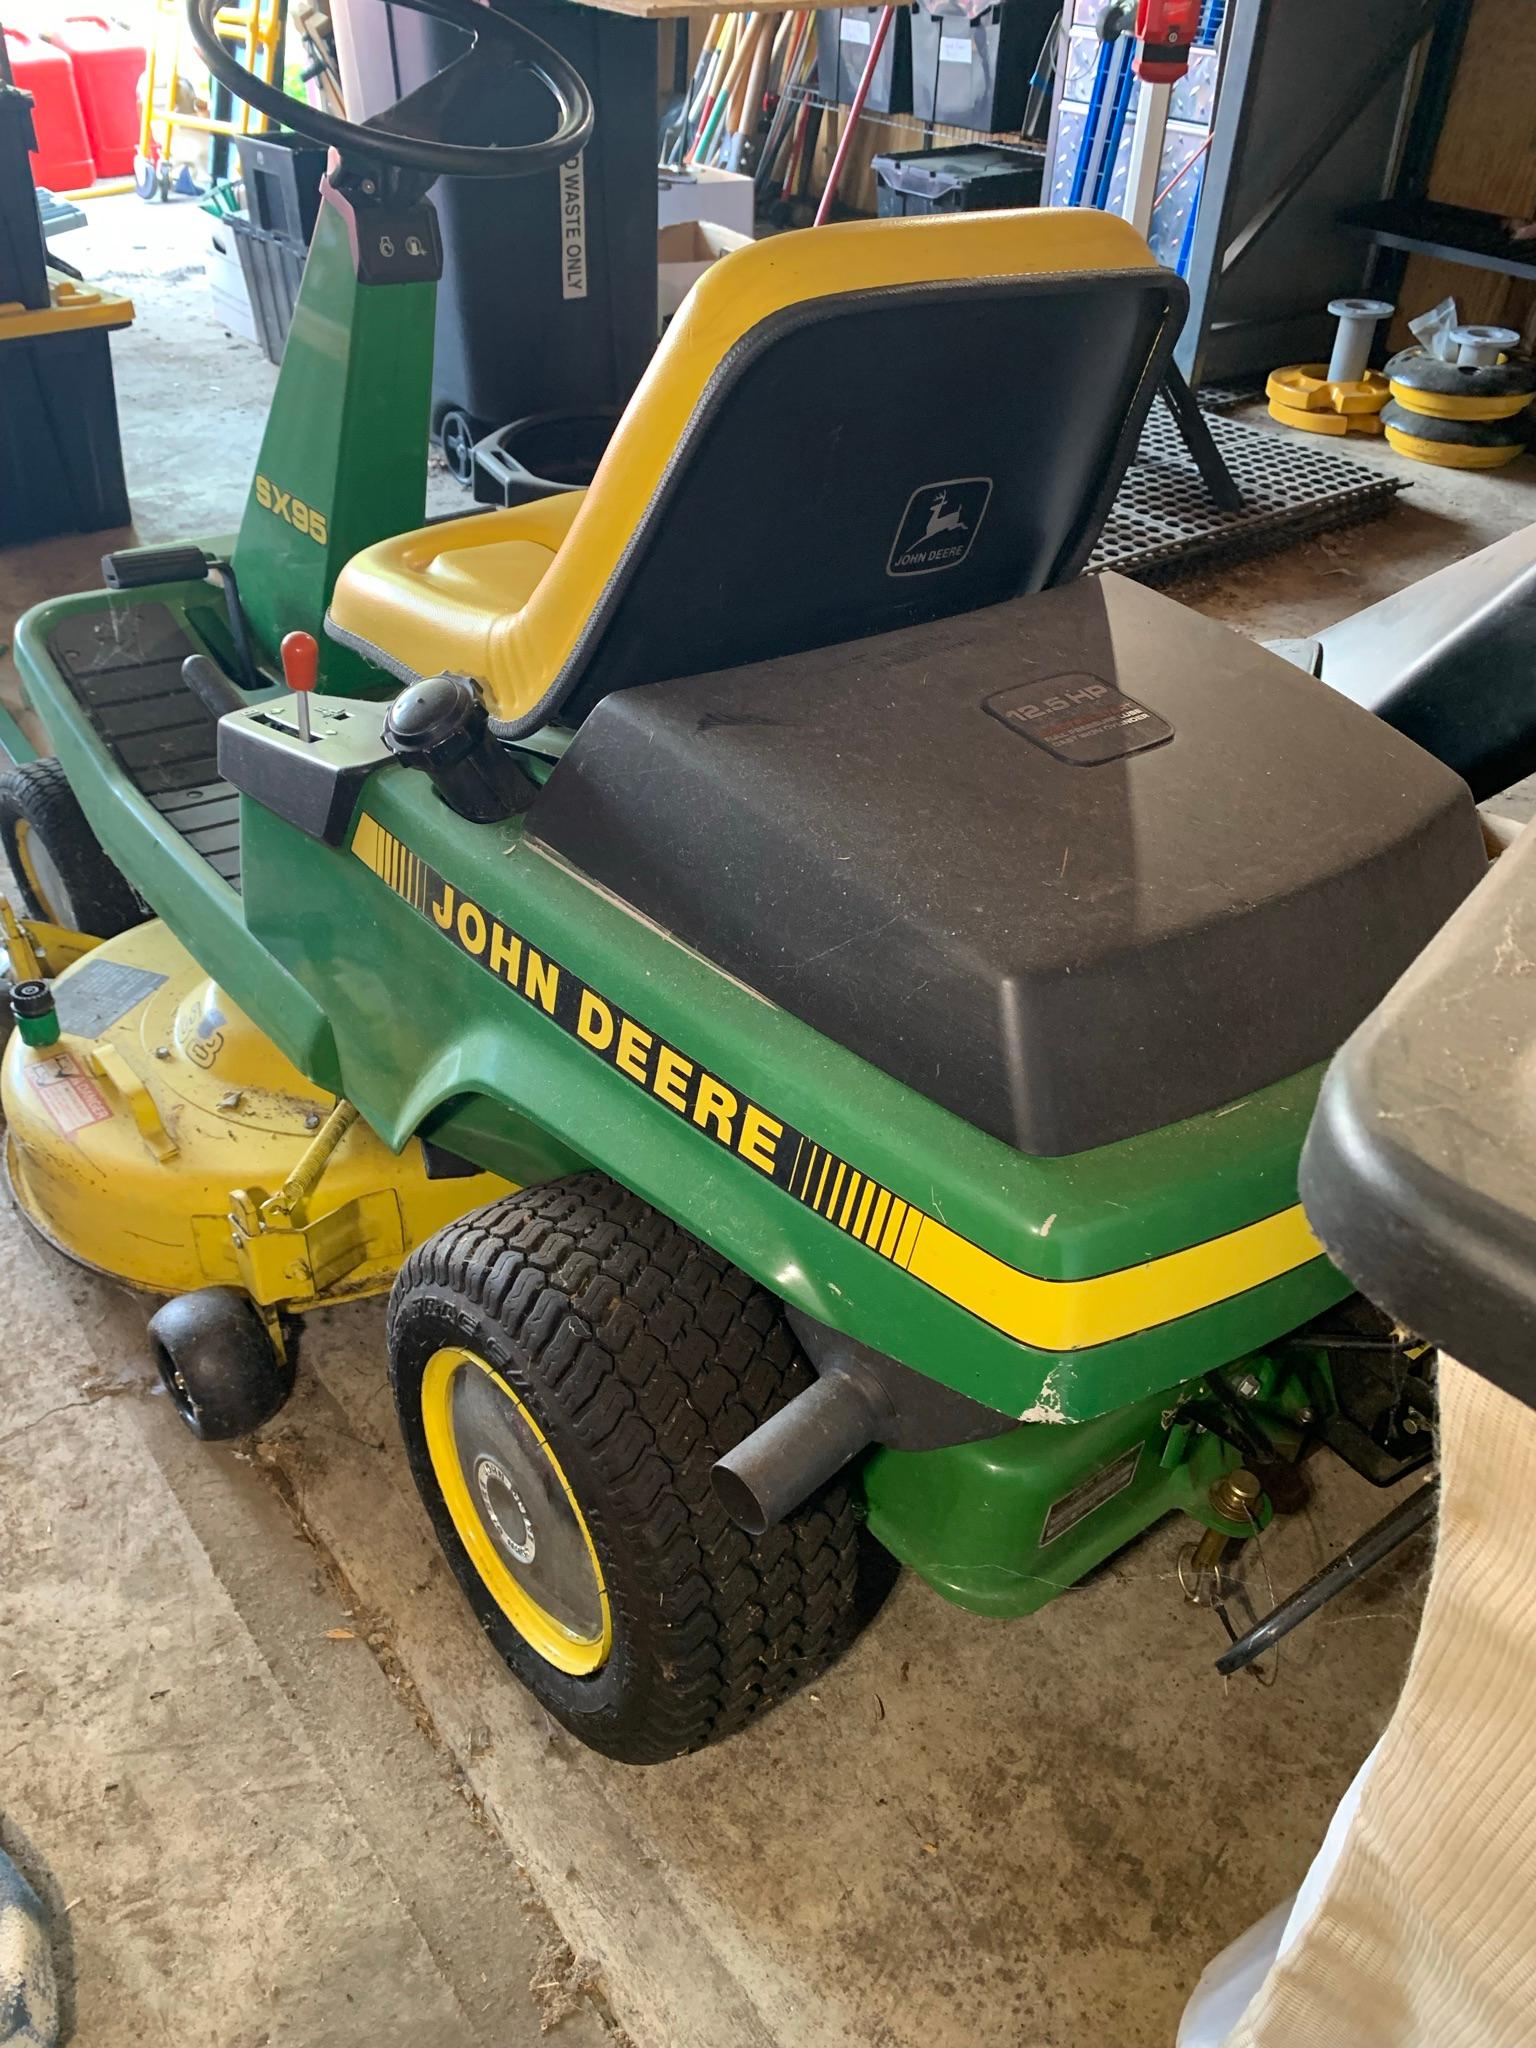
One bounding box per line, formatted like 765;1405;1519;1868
873;142;1044;216
1;76;133;542
909;0;1056;133
229;214;306;364
1;309;133;544
234;129;328;243
816;6;914;114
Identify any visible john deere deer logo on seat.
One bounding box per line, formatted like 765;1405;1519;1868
887;477;993;577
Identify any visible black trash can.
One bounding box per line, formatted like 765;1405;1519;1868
470;409;622;506
336;0;658;483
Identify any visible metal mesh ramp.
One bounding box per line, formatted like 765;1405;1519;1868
1092;406;1403;580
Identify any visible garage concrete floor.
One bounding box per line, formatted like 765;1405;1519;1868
4;196;1536;2048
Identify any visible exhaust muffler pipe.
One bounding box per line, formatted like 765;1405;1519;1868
711;1363;895;1537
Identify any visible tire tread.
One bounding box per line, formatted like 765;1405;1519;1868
389;1173;877;1763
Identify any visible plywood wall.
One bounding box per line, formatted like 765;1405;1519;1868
1397;0;1536;346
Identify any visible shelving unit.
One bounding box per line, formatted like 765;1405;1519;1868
1342;198;1536;287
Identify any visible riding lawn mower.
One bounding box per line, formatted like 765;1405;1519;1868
2;0;1531;1764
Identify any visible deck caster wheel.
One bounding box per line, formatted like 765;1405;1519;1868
149;1287;295;1441
0;758;144;938
388;1174;890;1764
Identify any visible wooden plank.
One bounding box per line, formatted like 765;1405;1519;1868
1399;0;1536;327
580;0;823;19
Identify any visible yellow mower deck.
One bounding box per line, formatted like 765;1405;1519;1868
2;919;511;1308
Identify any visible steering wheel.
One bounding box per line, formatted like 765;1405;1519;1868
187;0;594;181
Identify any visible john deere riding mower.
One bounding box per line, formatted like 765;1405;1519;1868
1;0;1524;1763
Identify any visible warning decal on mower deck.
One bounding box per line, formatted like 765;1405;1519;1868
25;1052;114;1138
352;813;1327;1358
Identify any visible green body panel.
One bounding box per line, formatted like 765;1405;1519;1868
0;698;38;767
868;1345;1315;1618
12;584;1352;1437
229;198;437;689
16;590;339;1084
865;1379;1231;1616
244;767;1351;1420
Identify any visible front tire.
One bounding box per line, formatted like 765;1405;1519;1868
388;1175;888;1764
149;1287;294;1440
0;758;143;938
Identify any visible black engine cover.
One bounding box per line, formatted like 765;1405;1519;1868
529;575;1485;1157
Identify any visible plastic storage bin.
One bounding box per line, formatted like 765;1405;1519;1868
1;29;93;191
0;84;50;311
45;17;146;179
910;0;1057;133
873;143;1044;216
229;214;306;363
816;6;913;114
234;130;328;243
1;280;134;543
207;221;259;345
471;410;621;506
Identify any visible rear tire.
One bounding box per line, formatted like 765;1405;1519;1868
389;1174;890;1764
0;759;143;938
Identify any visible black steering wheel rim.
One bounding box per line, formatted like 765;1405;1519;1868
187;0;594;179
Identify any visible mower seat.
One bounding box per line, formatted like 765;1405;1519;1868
327;209;1185;739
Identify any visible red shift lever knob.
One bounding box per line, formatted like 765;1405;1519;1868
280;631;319;694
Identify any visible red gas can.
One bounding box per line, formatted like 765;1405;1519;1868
2;28;95;191
46;18;147;180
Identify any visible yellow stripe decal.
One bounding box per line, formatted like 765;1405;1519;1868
352;814;1324;1354
879;1198;909;1259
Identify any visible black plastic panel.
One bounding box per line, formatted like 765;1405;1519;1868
46;603;243;889
532;573;1486;1158
1302;821;1536;1408
218;695;391;845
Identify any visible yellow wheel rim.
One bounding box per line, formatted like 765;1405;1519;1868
12;820;66;924
421;1346;612;1675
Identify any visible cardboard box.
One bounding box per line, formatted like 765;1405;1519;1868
657;164;755;241
658;220;751;323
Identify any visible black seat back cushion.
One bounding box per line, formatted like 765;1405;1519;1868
518;268;1186;731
